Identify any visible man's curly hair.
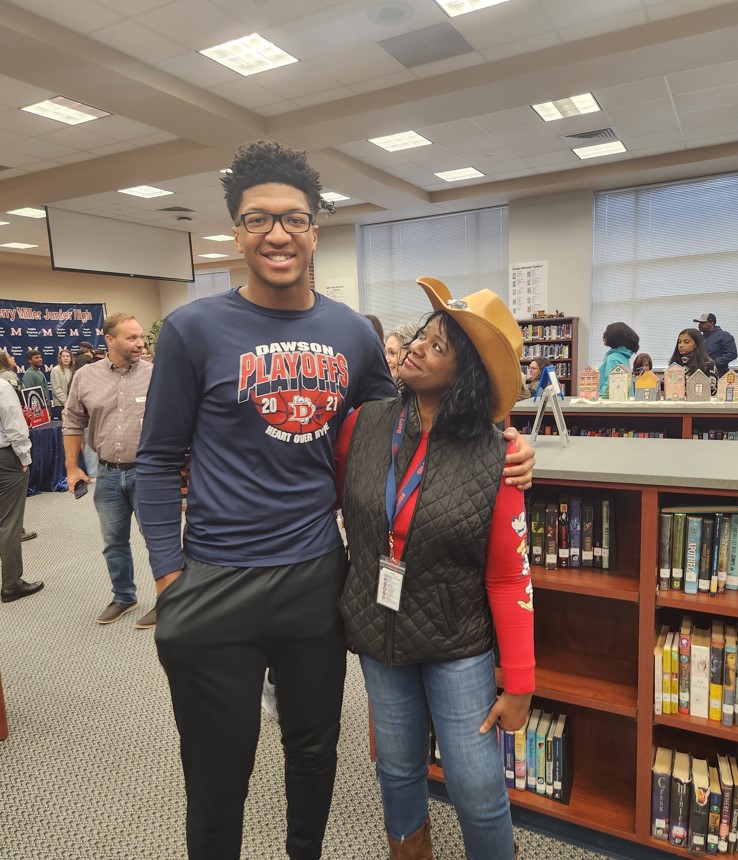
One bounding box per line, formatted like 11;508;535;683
222;140;323;221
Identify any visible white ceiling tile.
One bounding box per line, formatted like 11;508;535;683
0;126;27;147
95;0;173;15
39;127;118;150
510;138;570;157
209;78;278;111
683;129;738;147
556;9;648;42
667;60;738;95
673;83;738;114
626;129;685;150
479;31;562;63
629;143;686;158
303;42;406;85
246;64;341;100
0;149;51;168
679;104;738;131
470;107;540;133
88;20;187;64
9;0;122;33
348;70;417;94
91;115;167;141
453;2;556;51
90;142;138;157
134;0;245;51
410;52;487;80
0;75;55;110
5;137;79;159
523;151;580;167
606;99;680;137
52;151;101;165
208;0;327;30
156;52;240;88
596;77;670;110
544;0;644;29
256;101;301;117
292;86;356;108
0;108;57;137
416;120;486;143
645;0;737;22
128;132;180;147
440;135;503;157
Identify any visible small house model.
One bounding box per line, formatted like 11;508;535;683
607;365;630;401
686;368;711;402
578;365;600;401
634;369;661;401
717;370;736;403
663;363;686;401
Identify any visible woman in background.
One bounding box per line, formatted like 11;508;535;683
0;351;21;398
520;355;544;398
384;323;420;383
365;314;385;343
632;353;653;376
50;347;74;409
669;328;718;395
598;322;640;398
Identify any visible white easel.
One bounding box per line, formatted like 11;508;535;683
530;365;570;446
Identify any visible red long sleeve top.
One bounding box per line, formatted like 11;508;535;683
336;408;535;694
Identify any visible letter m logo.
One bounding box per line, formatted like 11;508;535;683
11;328;21;337
42;328;53;337
69;329;79;337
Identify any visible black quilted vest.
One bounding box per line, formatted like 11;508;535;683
339;397;507;664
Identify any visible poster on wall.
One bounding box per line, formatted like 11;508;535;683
21;386;51;428
325;284;347;304
509;261;549;319
0;299;106;388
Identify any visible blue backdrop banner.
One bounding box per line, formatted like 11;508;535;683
0;298;106;384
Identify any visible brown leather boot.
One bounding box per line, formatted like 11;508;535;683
387;817;434;859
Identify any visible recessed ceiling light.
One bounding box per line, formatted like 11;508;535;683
321;192;351;202
434;167;485;182
220;168;232;174
368;131;432;152
572;141;627;159
0;242;38;249
202;235;234;242
433;0;512;18
532;93;601;122
199;34;298;77
198;253;230;259
21;96;110;126
118;185;174;198
6;207;46;218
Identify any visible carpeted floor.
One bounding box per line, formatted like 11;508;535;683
0;491;618;859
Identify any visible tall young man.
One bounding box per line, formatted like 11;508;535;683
136;141;534;860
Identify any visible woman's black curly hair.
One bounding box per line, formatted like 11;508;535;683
398;311;493;439
222;140;323;221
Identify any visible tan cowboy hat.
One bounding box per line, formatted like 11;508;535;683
416;277;523;424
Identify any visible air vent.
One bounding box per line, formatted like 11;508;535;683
378;23;474;68
157;205;197;212
560;128;618;148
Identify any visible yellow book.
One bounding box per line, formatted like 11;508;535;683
670;632;680;714
710;619;725;722
654;624;669;716
662;630;673;715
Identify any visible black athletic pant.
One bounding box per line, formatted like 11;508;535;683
155;546;348;860
0;446;28;592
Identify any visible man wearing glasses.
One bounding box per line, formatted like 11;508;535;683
136;140;534;860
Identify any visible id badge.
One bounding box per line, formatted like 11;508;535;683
377;555;406;612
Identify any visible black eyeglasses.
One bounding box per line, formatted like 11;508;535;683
235;212;314;234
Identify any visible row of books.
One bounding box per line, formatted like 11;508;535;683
516;421;668;437
654;617;738;725
528;496;614;571
519;323;573;340
693;431;738;441
430;709;573;804
652;747;737;853
658;508;738;594
522;344;571;359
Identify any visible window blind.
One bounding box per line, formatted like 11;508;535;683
360;207;509;331
592;174;738;368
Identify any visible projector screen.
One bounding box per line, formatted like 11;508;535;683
46;207;194;282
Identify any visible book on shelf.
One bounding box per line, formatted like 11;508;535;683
685;514;704;595
552;713;572;804
503;728;516;789
663;629;675;716
698;516;715;595
602;496;613;570
710;620;725;723
718;755;734;853
659;511;673;591
535;712;553;796
672;512;687;591
557;497;569;568
724;625;737;728
691;626;711;720
729;757;738;854
654;624;669;716
514;718;528;791
526;709;541;791
708;763;722;854
716;513;731;594
593;497;603;569
670;750;692;847
670;631;680;715
530;504;545;567
689;756;710;854
545;718;556;798
582;499;594;566
728;515;738;591
652;746;672;841
679;616;693;715
544;505;557;570
569;497;582;568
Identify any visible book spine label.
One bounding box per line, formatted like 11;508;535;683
672;513;687;590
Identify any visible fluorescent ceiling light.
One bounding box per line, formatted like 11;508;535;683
118;185;173;198
7;207;46;218
532;93;601;122
21;96;110;126
434;0;512;17
199;34;298;77
198;253;229;259
434;167;484;182
0;221;9;226
202;235;234;242
321;192;351;202
0;242;38;249
220;168;232;174
573;140;627;159
369;131;432;152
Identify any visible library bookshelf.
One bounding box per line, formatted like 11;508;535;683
507;397;738;441
369;437;738;854
517;316;579;396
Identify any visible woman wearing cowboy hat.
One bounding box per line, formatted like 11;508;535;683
336;278;534;860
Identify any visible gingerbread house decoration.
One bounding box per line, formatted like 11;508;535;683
663;363;687;401
578;365;600;400
717;369;736;403
686;369;711;402
607;365;630;401
633;369;661;401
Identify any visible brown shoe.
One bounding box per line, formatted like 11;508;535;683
133;608;156;629
96;601;138;624
1;580;44;603
387;818;434;859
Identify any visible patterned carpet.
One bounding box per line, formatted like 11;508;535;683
1;491;621;859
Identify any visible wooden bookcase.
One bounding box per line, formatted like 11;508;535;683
507;398;738;441
407;438;737;853
518;316;579;396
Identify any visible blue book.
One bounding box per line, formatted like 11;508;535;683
727;515;738;591
684;515;703;595
503;729;515;789
569;497;582;568
526;708;541;791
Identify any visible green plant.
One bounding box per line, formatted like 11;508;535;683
145;319;163;354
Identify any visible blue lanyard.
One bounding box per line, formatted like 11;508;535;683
385;406;426;544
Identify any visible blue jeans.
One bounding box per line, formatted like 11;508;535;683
93;463;138;604
360;651;514;860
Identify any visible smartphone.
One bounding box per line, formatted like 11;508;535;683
74;479;88;499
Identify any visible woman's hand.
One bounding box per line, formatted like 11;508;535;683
502;427;535;490
480;691;533;734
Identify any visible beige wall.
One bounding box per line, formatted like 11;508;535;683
313;224;360;310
